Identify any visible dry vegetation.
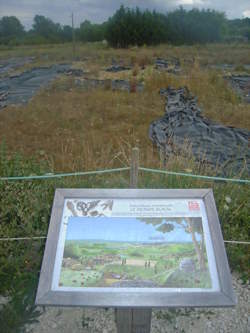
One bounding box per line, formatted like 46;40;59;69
0;42;249;172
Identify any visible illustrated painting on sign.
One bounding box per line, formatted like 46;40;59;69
58;216;212;289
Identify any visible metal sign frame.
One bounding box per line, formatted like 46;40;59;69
35;189;236;308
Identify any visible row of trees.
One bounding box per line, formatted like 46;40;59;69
0;6;250;47
105;6;228;47
106;7;168;47
0;15;74;45
166;7;227;44
227;17;250;41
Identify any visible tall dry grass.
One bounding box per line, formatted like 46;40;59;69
1;42;250;65
0;43;249;172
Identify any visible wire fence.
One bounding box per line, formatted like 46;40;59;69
0;236;249;245
0;166;249;184
0;167;130;181
139;167;250;184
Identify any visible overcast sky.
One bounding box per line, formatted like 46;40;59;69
0;0;250;29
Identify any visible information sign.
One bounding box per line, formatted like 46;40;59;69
36;189;236;308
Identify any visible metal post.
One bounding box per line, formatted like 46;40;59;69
116;147;152;333
71;13;76;60
130;147;139;188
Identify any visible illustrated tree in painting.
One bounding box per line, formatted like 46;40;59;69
140;217;206;271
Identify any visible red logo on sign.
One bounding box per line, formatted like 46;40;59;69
188;201;200;211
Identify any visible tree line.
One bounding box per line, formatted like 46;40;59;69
0;6;249;47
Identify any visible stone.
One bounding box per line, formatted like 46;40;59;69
111;274;121;279
0;295;9;303
226;74;250;103
105;65;131;72
179;258;196;272
155;58;170;69
111;79;130;92
155;58;181;74
63;68;85;77
149;87;250;175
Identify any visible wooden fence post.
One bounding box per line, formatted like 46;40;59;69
130;147;140;188
116;146;152;333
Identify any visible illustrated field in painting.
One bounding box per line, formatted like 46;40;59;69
59;217;212;289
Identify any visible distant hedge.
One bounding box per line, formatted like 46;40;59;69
105;6;227;47
0;7;249;47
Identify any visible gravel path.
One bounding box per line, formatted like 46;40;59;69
25;273;249;333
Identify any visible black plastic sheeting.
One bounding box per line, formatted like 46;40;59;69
149;87;250;175
0;64;71;109
0;57;35;75
227;74;250;103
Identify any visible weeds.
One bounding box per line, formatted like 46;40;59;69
0;43;249;173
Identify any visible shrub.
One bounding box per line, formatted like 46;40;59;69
64;243;82;259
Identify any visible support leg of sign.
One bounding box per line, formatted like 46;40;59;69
115;308;152;333
116;147;152;333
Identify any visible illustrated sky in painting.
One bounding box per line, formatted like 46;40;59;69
0;0;249;29
66;217;202;243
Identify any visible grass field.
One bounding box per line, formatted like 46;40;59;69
0;42;249;172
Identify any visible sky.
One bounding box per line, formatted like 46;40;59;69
66;217;201;243
0;0;250;29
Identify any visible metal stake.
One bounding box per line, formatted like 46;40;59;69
130;147;139;188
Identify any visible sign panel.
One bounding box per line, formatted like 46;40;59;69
36;189;236;308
